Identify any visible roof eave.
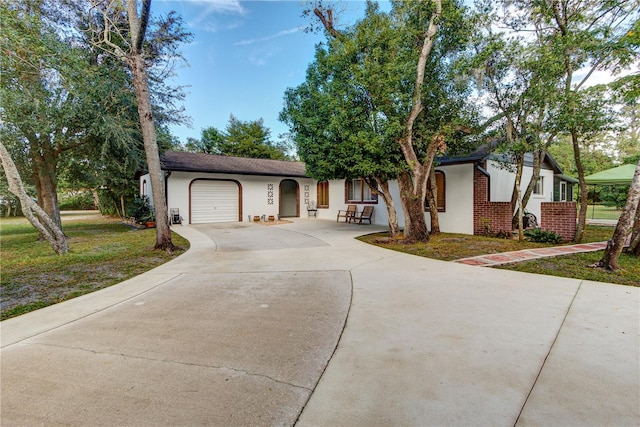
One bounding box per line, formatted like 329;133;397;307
162;165;308;178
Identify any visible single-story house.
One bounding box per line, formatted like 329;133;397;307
140;147;578;238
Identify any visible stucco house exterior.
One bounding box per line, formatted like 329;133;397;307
139;148;578;238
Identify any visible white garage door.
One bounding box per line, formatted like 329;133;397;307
191;180;239;223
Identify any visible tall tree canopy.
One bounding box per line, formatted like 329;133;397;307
0;0;123;230
463;0;568;238
85;0;192;252
286;0;476;241
1;0;190;253
514;0;640;242
186;115;292;160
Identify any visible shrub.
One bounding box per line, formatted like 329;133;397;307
59;191;95;210
130;196;154;223
524;228;562;244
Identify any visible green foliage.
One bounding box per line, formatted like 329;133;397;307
185;115;291;160
524;228;563;244
548;135;615;178
58;191;95;210
281;0;478;181
0;0;190;230
130;196;155;223
599;185;632;209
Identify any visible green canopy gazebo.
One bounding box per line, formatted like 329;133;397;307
584;164;636;185
584;164;636;220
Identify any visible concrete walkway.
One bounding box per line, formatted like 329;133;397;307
1;219;638;426
456;241;608;267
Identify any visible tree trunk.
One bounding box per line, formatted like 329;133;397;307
394;0;441;243
397;171;429;242
597;160;640;270
124;0;174;252
0;142;68;254
120;194;126;218
510;154;524;232
370;177;400;238
515;185;524;241
29;139;62;229
426;166;440;234
130;54;175;252
514;149;545;228
572;130;588;243
397;171;412;236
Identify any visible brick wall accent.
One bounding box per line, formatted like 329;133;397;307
473;162;513;235
541;202;577;242
475;202;513;235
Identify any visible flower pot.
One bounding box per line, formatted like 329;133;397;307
268;215;275;222
253;216;261;222
145;221;155;228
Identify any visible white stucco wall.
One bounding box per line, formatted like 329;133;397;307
140;157;552;234
139;174;153;206
141;171;315;224
315;166;475;235
313;179;393;227
487;159;554;220
427;164;475;235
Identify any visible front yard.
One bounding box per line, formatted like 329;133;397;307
0;213;189;320
358;226;639;287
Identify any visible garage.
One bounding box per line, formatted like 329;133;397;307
190;179;240;223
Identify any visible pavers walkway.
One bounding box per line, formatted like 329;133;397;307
455;241;608;267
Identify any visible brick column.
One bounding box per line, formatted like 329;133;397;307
541;202;577;242
473;163;512;235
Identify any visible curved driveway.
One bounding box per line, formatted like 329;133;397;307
1;219;638;426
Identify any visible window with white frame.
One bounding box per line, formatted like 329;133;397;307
534;176;544;195
559;181;567;201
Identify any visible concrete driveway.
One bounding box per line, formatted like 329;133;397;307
1;219;638;426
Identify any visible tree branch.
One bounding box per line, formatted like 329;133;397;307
314;7;342;39
137;0;151;53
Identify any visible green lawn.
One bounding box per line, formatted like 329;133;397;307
358;225;639;287
494;252;639;287
586;204;622;220
1;213;189;320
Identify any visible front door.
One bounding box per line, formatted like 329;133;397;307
279;180;299;217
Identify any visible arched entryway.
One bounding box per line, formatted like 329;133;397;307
279;179;299;218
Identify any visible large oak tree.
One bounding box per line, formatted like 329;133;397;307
519;0;639;242
291;0;475;241
86;0;191;251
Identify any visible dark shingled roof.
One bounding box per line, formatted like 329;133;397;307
160;151;309;178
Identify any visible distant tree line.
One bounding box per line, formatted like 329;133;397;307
182;114;295;161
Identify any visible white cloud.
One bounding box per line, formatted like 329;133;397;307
177;0;247;32
200;0;246;15
234;27;302;46
162;0;246;15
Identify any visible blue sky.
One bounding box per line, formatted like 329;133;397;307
152;0;625;146
153;0;378;144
